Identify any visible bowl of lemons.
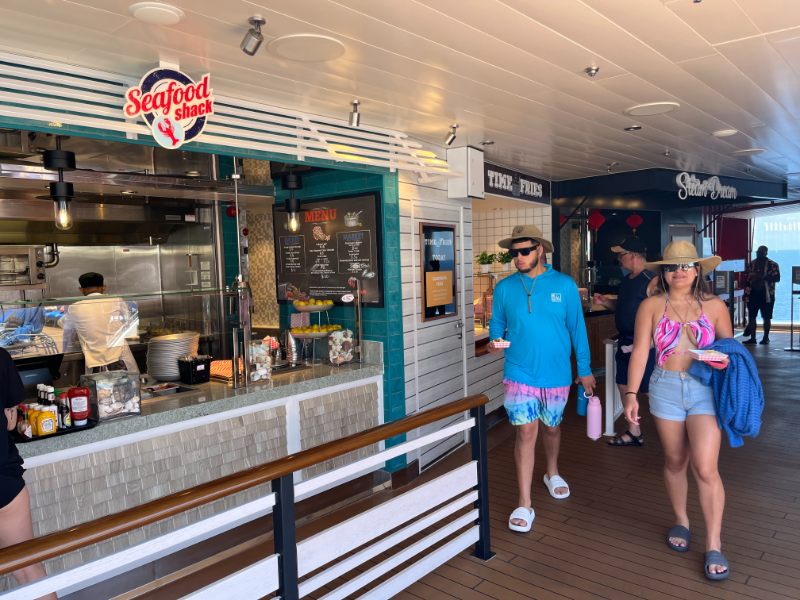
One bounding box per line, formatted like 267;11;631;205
293;298;335;312
290;323;343;339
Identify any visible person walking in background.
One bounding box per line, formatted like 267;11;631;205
0;348;58;600
743;245;780;345
488;224;595;533
593;238;658;447
625;241;733;580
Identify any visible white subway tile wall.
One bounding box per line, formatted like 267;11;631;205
472;205;552;299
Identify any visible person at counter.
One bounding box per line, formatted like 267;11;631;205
61;272;139;373
0;348;57;600
593;238;658;447
489;225;595;533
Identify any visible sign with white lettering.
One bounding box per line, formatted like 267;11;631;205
124;68;214;149
484;162;551;205
675;172;737;201
420;223;458;322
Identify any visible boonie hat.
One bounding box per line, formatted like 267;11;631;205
643;241;721;272
498;224;554;254
611;237;647;254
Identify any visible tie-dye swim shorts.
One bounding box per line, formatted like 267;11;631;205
503;379;571;427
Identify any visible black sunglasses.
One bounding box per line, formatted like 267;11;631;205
662;263;697;273
509;245;540;258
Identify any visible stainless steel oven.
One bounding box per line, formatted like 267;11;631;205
0;246;47;290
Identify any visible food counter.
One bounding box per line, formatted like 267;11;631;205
6;340;384;584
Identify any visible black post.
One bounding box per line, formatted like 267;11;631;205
273;474;299;600
470;405;495;561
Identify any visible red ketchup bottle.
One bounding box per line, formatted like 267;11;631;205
68;387;91;426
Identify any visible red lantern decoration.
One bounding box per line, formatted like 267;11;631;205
242;228;249;237
225;206;237;218
626;213;643;235
560;214;566;226
587;212;606;231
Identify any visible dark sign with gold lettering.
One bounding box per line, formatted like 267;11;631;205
484;161;551;205
273;193;383;307
420;222;458;322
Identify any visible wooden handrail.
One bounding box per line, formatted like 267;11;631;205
0;393;488;576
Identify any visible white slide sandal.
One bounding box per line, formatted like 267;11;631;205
508;507;535;532
544;474;570;499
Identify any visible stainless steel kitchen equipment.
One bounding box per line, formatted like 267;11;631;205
0;246;47;290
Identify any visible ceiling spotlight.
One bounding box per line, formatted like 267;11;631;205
584;66;600;77
664;150;671;156
746;168;751;173
694;0;702;3
121;190;139;195
444;124;458;146
241;16;266;56
349;100;361;127
129;2;184;26
480;141;495;146
624;125;642;131
606;161;619;172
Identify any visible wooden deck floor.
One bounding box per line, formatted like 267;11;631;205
400;332;800;600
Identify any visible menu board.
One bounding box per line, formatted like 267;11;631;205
420;222;458;322
274;193;383;307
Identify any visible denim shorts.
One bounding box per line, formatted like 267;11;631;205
648;366;716;422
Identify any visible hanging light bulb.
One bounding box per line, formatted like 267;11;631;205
288;212;299;232
286;193;300;232
54;199;73;230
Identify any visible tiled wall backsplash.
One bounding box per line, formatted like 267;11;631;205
472;205;552;298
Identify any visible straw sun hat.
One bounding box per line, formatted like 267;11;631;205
644;240;721;272
498;224;554;253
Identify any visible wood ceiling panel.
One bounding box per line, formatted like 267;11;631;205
734;0;800;35
579;0;716;63
667;0;760;44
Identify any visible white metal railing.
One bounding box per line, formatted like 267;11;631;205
603;338;624;436
0;402;492;600
0;51;458;178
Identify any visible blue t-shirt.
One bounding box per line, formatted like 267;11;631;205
489;265;592;388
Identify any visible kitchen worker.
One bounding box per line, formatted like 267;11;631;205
61;272;139;373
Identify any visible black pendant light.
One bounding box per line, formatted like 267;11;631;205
281;172;302;232
36;136;77;230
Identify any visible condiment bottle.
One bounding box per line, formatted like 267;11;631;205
69;387;91;426
16;405;32;440
35;409;56;436
58;393;72;429
28;405;41;436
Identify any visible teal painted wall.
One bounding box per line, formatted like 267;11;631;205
275;169;406;471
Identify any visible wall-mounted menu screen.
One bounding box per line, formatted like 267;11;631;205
420;222;458;322
273;193;384;307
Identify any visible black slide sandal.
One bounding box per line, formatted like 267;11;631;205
607;430;644;447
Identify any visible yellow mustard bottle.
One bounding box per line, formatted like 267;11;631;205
28;408;41;436
35;411;56;437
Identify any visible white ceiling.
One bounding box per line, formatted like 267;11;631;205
4;0;800;188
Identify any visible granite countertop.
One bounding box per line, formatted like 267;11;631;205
18;360;383;459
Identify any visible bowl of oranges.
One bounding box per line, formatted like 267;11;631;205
293;298;335;312
290;323;342;339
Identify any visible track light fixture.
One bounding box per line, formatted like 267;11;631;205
444;124;458;146
584;66;600;77
664;150;671;156
349;100;361;127
241;16;266;56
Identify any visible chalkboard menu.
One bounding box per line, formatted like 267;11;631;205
420;222;458;322
273;193;384;307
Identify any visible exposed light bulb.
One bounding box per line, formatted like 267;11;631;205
54;199;73;230
288;212;299;232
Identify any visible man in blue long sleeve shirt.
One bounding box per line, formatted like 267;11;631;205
488;225;595;532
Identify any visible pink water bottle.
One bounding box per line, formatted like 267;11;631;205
587;393;602;440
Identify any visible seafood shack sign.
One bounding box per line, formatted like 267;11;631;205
675;172;737;201
124;68;214;149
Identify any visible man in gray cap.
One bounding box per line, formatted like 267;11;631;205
489;225;594;533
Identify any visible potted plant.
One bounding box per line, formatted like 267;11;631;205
497;251;513;271
475;251;496;274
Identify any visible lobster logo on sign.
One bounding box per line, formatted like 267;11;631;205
123;68;214;149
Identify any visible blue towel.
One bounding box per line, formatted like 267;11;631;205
688;338;763;447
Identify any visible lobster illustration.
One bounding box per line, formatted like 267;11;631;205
157;117;180;146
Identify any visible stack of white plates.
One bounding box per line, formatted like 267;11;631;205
147;332;200;381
